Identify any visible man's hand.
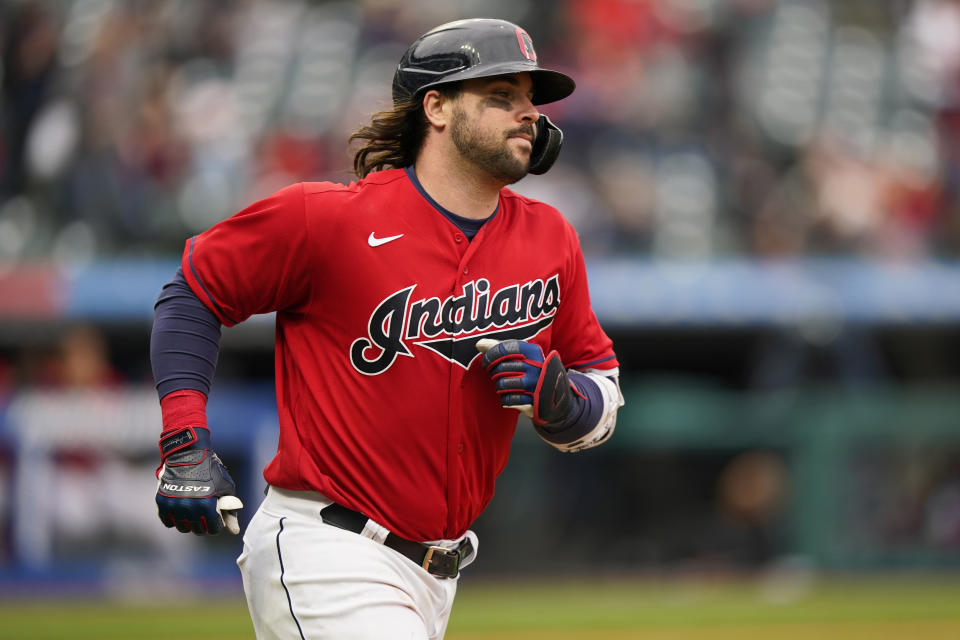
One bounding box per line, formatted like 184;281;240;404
155;426;243;535
476;338;577;427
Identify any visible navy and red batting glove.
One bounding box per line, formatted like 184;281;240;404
476;339;583;427
155;426;243;535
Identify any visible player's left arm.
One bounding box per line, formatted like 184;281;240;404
477;339;623;452
478;217;623;451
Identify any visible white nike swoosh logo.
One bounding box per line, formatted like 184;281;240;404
368;232;404;247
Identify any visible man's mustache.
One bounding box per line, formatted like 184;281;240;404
506;123;536;141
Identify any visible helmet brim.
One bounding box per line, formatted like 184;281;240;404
403;64;575;106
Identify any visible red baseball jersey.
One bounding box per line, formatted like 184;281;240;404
182;168;618;541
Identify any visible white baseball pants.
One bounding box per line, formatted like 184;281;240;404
237;486;475;639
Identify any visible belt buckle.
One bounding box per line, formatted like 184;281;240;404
422;545;460;578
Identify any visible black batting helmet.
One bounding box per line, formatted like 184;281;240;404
392;18;576;106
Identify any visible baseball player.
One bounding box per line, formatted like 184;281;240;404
150;18;623;640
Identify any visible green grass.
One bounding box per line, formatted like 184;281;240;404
1;575;959;639
448;574;960;639
0;598;255;640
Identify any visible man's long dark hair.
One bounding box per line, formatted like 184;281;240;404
349;84;460;179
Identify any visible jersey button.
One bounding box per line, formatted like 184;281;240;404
457;443;464;454
455;234;463;243
462;267;469;275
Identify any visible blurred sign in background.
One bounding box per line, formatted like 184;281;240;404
1;0;960;597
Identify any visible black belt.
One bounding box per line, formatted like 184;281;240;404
319;503;473;579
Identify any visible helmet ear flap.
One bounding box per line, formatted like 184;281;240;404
528;115;563;175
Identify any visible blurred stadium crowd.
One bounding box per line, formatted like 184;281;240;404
3;0;960;263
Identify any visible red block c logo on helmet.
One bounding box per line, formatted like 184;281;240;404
516;28;537;62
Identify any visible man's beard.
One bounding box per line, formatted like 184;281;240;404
450;106;531;184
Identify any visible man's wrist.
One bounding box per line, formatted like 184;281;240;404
159;425;211;460
160;389;208;431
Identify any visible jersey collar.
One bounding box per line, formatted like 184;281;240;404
404;166;498;240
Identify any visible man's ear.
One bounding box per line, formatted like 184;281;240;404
422;89;452;129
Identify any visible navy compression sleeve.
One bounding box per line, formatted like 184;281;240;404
150;267;222;399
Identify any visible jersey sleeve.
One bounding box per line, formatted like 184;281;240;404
551;224;619;372
181;183;313;326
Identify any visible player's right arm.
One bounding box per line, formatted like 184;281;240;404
150;182;317;534
151;268;242;535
